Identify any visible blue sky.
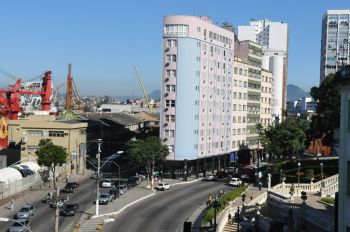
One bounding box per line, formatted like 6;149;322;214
0;0;349;96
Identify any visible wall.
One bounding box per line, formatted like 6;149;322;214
174;38;200;160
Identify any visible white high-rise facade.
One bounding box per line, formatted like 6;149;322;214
320;10;350;83
238;19;288;121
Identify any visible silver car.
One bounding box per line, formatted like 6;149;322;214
98;193;112;205
8;219;30;232
16;204;35;219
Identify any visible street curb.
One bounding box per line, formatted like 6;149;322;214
92;191;156;219
170;178;201;186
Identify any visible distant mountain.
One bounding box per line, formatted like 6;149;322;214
287;84;310;101
149;89;161;99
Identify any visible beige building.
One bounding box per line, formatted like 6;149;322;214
8;115;87;175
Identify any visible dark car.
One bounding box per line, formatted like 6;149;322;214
126;176;140;188
60;203;79;216
109;189;119;199
62;182;79;193
8;219;30;232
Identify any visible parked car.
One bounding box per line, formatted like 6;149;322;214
91;172;104;180
16;204;35;219
109;189;120;199
98;193;113;205
8;219;30;232
116;184;128;195
62;182;79;193
49;195;70;208
127;176;140;188
101;179;114;188
155;182;170;191
229;178;242;187
60;203;79;216
204;175;217;181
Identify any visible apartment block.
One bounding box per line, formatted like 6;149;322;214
238;19;288;121
320;10;350;82
161;16;235;160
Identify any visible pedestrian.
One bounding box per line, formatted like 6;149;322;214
10;198;14;211
228;213;232;224
250;192;254;201
259;181;262;191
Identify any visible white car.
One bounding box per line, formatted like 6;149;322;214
205;175;217;181
229;178;242;187
155;182;170;191
101;179;114;188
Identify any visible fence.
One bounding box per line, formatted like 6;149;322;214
0;165;69;200
270;174;338;196
0;172;44;200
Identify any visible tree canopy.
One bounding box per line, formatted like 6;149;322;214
309;74;340;146
126;136;168;174
257;113;307;160
36;139;68;186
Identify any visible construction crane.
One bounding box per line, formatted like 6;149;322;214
133;65;152;113
65;63;83;110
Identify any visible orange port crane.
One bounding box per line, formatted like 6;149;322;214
65;63;82;110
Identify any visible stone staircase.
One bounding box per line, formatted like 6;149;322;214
222;221;238;232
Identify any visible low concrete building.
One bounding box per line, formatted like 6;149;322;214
7;115;87;175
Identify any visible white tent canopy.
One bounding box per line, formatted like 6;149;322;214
0;168;22;184
19;162;41;173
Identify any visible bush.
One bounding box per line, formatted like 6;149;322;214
202;185;248;225
321;197;335;205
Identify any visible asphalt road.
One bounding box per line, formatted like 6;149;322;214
103;180;232;232
0;177;97;232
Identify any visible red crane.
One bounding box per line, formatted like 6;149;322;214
0;71;52;148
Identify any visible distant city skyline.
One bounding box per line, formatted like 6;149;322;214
0;0;348;96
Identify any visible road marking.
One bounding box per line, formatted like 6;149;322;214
103;218;115;223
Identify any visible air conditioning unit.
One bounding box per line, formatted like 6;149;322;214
164;78;169;82
165;63;169;67
21;137;28;144
164;123;168;127
165;48;169;52
164;108;168;112
164;93;169;97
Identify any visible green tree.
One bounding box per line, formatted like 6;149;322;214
309;74;340;147
36;139;68;188
126;136;168;177
258;114;307;160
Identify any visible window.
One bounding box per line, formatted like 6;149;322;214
165;115;175;122
166;69;177;78
49;131;65;137
164;130;175;137
166;85;176;92
234;80;237;86
165;100;175;107
166;39;177;48
239;68;243;75
27;130;43;137
234;67;238;74
166;54;176;62
164;24;189;37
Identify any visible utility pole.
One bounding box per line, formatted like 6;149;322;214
95;139;102;216
54;176;59;232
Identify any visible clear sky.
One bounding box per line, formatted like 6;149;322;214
0;0;349;96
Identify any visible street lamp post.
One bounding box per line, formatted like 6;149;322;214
320;162;324;187
280;169;283;183
0;217;33;232
297;162;301;195
95;139;102;216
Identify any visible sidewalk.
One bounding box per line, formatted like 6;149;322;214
75;177;200;232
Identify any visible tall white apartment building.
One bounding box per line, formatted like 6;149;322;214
238;19;288;121
320;10;350;82
161;16;235;161
232;41;273;160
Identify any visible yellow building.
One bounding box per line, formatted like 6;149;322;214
8;115;87;175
